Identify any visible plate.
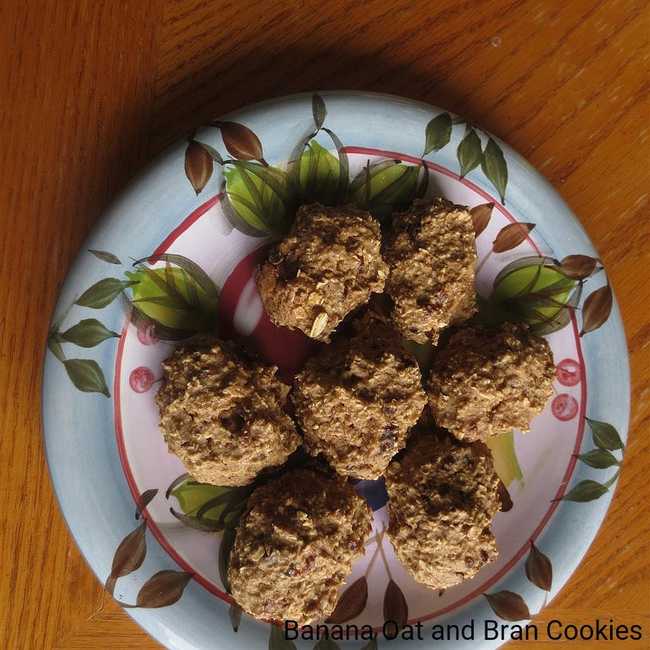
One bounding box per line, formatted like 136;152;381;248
43;92;630;649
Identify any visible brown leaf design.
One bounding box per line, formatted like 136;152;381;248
580;284;612;335
559;254;599;280
213;120;264;162
105;521;147;595
229;603;242;632
135;488;158;519
525;542;553;591
492;223;535;253
135;570;193;608
484;591;530;621
326;576;368;623
497;480;513;512
383;579;408;636
184;141;213;194
470;202;494;237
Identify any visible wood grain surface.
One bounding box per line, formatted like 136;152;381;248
1;1;649;648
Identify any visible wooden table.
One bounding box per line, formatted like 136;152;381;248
1;1;649;647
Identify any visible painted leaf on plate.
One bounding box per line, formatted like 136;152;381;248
525;542;552;591
219;526;237;593
350;160;421;219
424;112;452;155
383;579;408;636
559;254;599;280
586;417;624;450
63;358;110;396
229;603;242;632
326;576;368;623
580;284;612;335
486;431;522;487
295;140;341;205
89;249;121;264
312;93;327;130
105;521;147;595
185;140;214;195
361;638;378;650
484;591;530;621
578;449;619;469
76;278;136;309
457;128;482;177
492;222;535;253
135;570;193;608
135;488;158;519
481;137;508;203
269;624;297;650
562;479;610;502
491;256;579;335
125;256;219;338
213;120;264;162
224;161;294;235
60;318;119;347
47;333;66;362
314;639;341;650
470;202;494;237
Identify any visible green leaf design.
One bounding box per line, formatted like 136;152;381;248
76;278;136;309
577;449;619;469
170;478;251;534
89;249;121;264
224;162;294;235
312;93;327;130
562;479;609;502
322;127;349;198
350;160;420;219
47;333;66;362
361;638;378;650
125;257;218;338
481;137;508;203
491;257;579;335
63;358;110;396
486;431;523;487
60;318;119;348
296;140;341;205
587;418;624;450
424;113;452;155
457;128;482;177
269;624;296;650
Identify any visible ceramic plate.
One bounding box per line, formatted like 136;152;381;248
43;92;629;649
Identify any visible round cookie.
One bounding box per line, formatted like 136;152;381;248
428;321;555;442
256;203;388;342
385;430;500;590
292;313;427;479
228;469;372;624
155;339;300;486
384;198;477;344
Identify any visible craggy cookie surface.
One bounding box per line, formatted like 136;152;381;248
155;339;300;486
256;203;387;341
428;322;555;442
228;469;372;625
385;431;500;590
384;198;477;344
292;313;427;479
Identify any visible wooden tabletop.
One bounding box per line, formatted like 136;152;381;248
2;1;649;648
